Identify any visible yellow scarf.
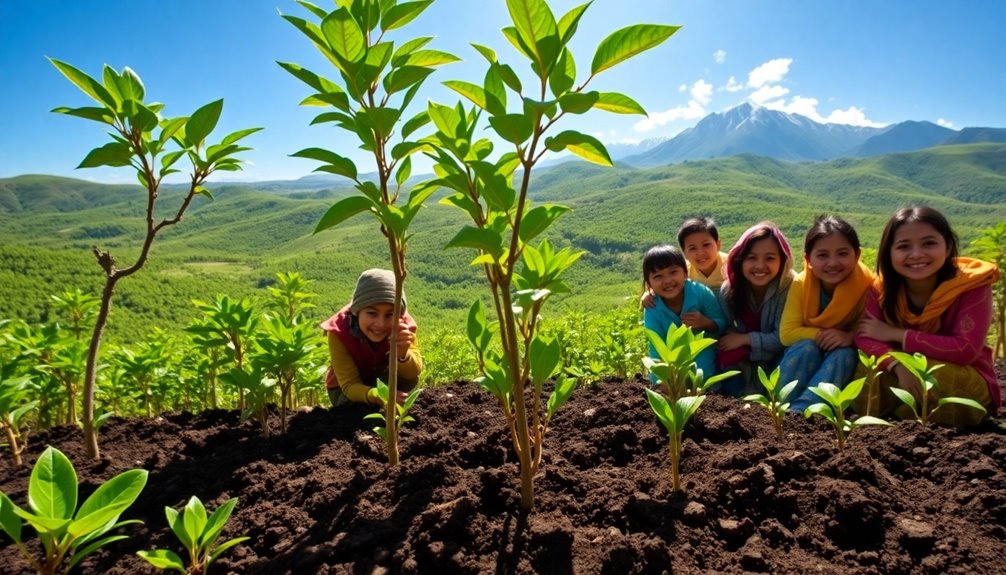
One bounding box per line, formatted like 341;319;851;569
801;260;874;329
892;257;999;333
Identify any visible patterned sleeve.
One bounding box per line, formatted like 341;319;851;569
903;286;993;365
854;289;897;369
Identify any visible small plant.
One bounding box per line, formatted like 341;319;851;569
0;446;147;575
646;390;705;492
0;365;37;466
742;366;798;442
219;366;276;438
857;350;884;418
364;380;422;441
644;324;738;401
885;351;988;426
138;495;249;575
803;378;891;450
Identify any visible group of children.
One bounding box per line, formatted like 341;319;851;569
642;206;1000;426
320;206;1000;429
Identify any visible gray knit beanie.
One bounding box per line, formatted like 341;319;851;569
350;268;405;315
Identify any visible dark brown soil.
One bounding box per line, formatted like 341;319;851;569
3;368;1006;575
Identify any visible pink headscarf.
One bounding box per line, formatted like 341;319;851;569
725;222;794;288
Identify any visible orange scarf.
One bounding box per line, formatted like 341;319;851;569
801;260;874;329
893;257;999;333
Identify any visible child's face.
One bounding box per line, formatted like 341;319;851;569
890;221;949;283
742;237;782;289
647;265;687;302
682;232;721;274
808;233;859;290
357;302;396;343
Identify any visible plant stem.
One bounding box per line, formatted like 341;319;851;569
3;424;22;466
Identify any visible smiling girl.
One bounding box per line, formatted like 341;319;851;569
717;222;796;396
778;215;875;412
855;206;1000;426
642;245;728;383
320;268;422;407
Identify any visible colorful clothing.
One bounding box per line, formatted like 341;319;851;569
854;258;1000;422
320;304;422;406
687;251;729;290
778;261;874;411
644;280;727;384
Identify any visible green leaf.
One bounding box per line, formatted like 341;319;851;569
49;58;117;110
591;24;680;75
935;397;988;414
182;496;207;550
137;549;186;572
117;66;145;103
291;148;358;180
51;106;115;125
296;0;329;19
221;127;263;146
396;156;412;187
466;299;488;349
890;387;918;412
548;49;576;97
77;142;133;169
166;506;193;550
445;226;504;257
391;36;434;66
594;92;646;115
518;204;569;243
803;402;836;423
381;0;433;31
530;334;561;386
488;114;533;145
384;65;434;95
851;415;893;428
557;2;591;45
208;536;250;564
68;469;147;538
558;91;599;114
401;110;430;138
314;196;376;234
0;492;22;543
322;8;366;63
444;80;487;111
544;130;612;166
404;49;460;67
505;0;560;74
185;99;224;146
28;446;77;520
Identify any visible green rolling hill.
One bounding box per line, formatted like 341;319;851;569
1;143;1004;342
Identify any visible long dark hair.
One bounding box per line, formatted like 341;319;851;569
642;245;687;291
877;205;959;323
803;214;861;255
726;224;789;317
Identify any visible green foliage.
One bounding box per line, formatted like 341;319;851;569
643;324;738;401
885;351;988;426
645;390;704;492
138;495;249;575
742;366;798;442
364;380;422;441
970;222;1006;358
0;446;147;575
803;379;891;451
0;364;37;466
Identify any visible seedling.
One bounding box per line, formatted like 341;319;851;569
885;351;987;426
644;324;739;401
0;366;37;467
857;350;884;417
646;390;705;492
0;446;147;575
138;495;249;575
364;381;423;441
803;378;892;450
742;366;798;442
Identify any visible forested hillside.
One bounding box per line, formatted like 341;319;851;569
2;143;1004;342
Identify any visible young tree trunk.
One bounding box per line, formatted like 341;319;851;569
4;425;23;467
82;274;117;459
499;284;534;510
385;237;405;468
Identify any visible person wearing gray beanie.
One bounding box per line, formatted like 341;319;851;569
319;269;423;407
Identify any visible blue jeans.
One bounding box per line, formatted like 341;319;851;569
778;339;857;413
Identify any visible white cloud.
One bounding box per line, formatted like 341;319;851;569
760;95;886;127
678;84;687;93
824;106;886;127
723;76;743;93
714;50;726;64
749;85;790;105
634;100;706;132
747;58;792;88
691;80;713;106
937;118;954;128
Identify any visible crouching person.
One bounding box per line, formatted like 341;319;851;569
320;268;423;407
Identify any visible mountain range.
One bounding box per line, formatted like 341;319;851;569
622;103;1006;167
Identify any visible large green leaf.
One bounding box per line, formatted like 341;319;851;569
529;334;560;386
591;24;680;75
68;469;147;538
548;49;576;97
558;91;599;114
28;446;77;520
200;498;239;547
383;65;434;96
185;99;224;146
544;130;612;166
518;204;569;243
381;0;433;31
488;114;533;144
505;0;560;73
322;8;365;63
445;226;504;257
51;106;115;125
77;142;134;169
557;2;590;45
403;49;460;67
593;92;646;115
182;496;207;550
0;492;22;543
314;196;376;234
291;148;358;180
444;80;487;111
49;58;117;110
137;549;186;571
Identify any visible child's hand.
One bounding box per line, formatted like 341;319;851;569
857;317;904;344
640;289;656;309
681;311;713;332
718;331;750;352
815;328;853;351
396;319;416;360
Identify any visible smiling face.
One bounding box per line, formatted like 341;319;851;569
682;231;722;276
890;221;950;284
647;265;687;305
807;233;859;291
356;302;396;343
741;236;782;290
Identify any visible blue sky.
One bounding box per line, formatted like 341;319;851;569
2;0;1004;183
